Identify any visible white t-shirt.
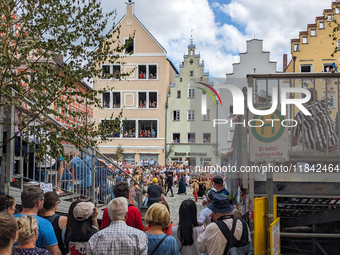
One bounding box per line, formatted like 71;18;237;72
185;175;190;182
198;207;213;226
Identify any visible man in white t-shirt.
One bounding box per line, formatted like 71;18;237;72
149;158;154;166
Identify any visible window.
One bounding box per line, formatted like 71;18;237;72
112;92;121;108
138;65;147;79
190;71;193;76
228;105;233;117
138;92;147;108
188;88;195;98
173;110;180;121
293;44;300;52
172;133;180;143
138;65;157;79
310;29;316;36
102;65;111;78
188;133;196;143
300;64;312;72
123;120;136;138
200;158;212;166
113;65;121;79
228;130;234;141
319;22;325;29
336;8;340;14
302;37;308;44
102;92;111;108
323;91;336;109
149;65;157;79
190;50;193;56
149;92;157;108
338;40;340;51
123;154;135;164
200;77;203;81
124;38;134;54
138;120;157;138
187;110;195;121
177;91;181;98
202;109;210;120
101;120;120;137
324;64;333;72
64;108;69;118
71;108;76;121
203;133;211;143
327;15;333;22
138;92;157;108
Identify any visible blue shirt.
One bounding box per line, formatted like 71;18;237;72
217;187;233;204
146;233;179;255
69;156;92;188
14;214;58;248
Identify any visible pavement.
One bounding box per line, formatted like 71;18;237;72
163;185;205;225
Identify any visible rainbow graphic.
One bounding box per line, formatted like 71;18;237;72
196;81;222;115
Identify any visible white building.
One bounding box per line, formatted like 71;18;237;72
166;41;218;166
218;39;279;165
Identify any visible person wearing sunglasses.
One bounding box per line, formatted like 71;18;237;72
0;194;16;215
12;215;51;255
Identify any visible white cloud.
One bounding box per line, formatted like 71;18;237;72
100;0;334;76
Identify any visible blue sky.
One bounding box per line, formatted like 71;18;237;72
100;0;333;77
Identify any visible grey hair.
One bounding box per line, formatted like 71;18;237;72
108;197;128;221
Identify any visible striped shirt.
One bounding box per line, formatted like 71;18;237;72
87;220;147;255
293;96;339;151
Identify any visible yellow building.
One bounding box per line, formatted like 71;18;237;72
287;2;340;73
93;1;177;165
286;1;340;118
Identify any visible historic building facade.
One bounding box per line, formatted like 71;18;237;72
93;2;177;165
166;42;218;167
218;39;278;165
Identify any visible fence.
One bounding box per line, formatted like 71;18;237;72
0;88;143;209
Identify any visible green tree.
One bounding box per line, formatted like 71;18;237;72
114;143;124;162
0;0;131;159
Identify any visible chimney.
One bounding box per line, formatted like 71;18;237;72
126;1;135;16
283;54;287;72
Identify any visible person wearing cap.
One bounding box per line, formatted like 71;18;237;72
211;176;232;202
65;200;98;255
87;197;147;255
147;178;163;207
197;194;252;255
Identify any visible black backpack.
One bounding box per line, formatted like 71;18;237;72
216;218;254;255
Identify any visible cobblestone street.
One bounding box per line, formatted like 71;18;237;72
163;186;205;225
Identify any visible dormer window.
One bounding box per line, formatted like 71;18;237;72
294;44;300;52
190;50;193;56
302;37;308;44
310;29;316;36
124;38;134;54
327;15;333;22
319;22;325;29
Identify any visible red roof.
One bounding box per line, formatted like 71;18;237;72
307;24;317;28
316;16;325;20
324;9;333;13
291;39;300;42
299;31;308;35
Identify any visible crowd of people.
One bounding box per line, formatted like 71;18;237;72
0;162;253;255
